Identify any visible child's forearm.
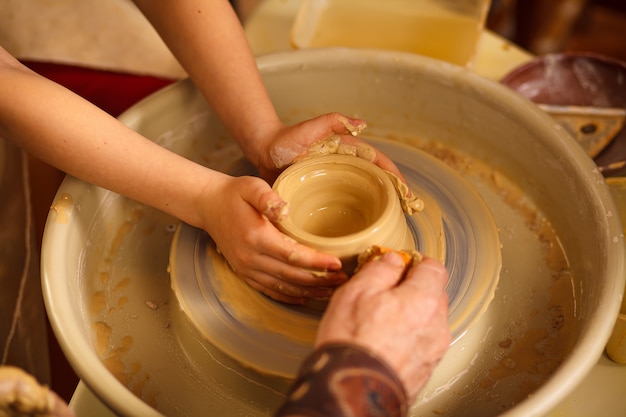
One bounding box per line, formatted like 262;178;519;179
132;0;283;166
0;51;220;228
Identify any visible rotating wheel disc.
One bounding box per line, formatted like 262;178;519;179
170;137;501;378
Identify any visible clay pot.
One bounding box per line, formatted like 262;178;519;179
272;154;414;273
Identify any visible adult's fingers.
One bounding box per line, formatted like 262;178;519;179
398;257;448;295
347;251;408;292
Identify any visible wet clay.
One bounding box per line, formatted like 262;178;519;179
50;192;73;224
272;154;418;274
299;135;424;214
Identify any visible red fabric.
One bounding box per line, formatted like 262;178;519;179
22;61;177;117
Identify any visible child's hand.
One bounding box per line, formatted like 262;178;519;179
198;174;348;304
251;113;406;183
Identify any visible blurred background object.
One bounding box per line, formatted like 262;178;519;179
487;0;626;61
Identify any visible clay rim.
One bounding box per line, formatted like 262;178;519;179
272;154;404;254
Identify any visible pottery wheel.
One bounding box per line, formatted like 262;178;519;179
170;137;501;378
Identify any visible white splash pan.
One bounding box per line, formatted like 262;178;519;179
41;49;625;417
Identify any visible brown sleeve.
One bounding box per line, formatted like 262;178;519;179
275;343;408;417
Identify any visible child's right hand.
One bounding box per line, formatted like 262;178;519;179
197;173;348;304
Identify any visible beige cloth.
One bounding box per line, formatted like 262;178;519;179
0;0;185;78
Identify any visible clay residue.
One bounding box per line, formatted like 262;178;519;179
108;208;145;258
338;115;367;136
114;277;131;292
90;291;106;316
88;205;157;405
480;266;576;403
94;320;113;357
302;134;425;215
50;192;73;224
416;138;577;410
100;334;135;387
304;134;376;162
264;199;289;221
385;169;424;215
355;245;423;276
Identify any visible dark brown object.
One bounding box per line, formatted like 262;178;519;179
275;343;407;417
501;52;626;176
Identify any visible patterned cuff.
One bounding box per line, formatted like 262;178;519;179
275;343;408;417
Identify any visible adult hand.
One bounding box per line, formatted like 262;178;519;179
251;113;405;183
315;252;450;401
198;173;348;304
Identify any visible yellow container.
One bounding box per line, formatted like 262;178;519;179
291;0;491;67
